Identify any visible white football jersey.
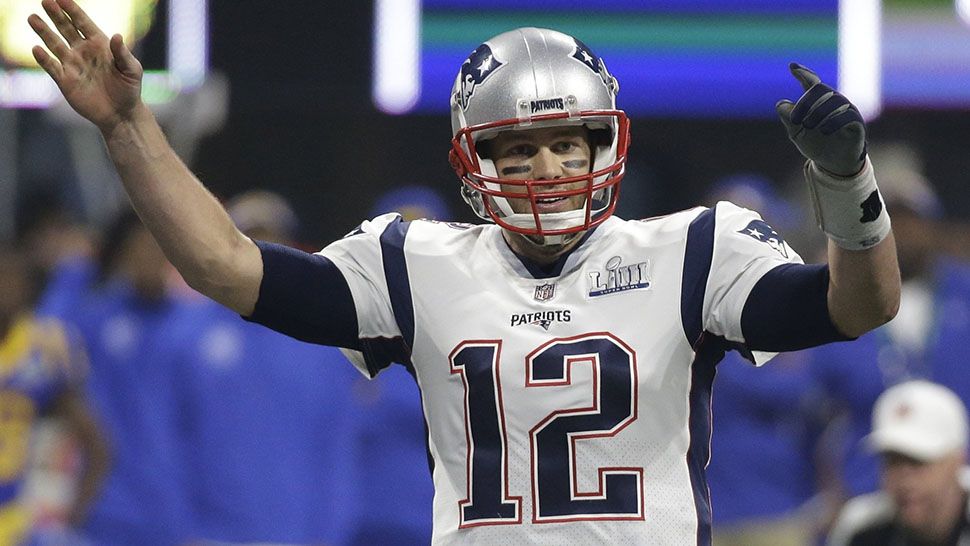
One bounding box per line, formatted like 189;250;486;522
320;202;802;545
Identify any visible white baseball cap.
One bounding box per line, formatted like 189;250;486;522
865;380;969;461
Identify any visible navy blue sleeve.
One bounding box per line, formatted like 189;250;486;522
243;240;361;350
741;263;855;351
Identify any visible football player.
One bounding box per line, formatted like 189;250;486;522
29;1;900;543
0;242;109;543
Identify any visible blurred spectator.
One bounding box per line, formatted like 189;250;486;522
346;365;433;546
371;186;450;227
15;191;96;294
40;210;195;545
810;142;970;505
709;349;828;546
706;174;804;236
171;190;360;544
703;175;828;546
827;380;970;545
0;242;108;544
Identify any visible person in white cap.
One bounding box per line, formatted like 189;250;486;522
828;380;970;546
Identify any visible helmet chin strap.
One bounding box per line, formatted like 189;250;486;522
513;229;584;252
499;208;590;232
529;231;583;246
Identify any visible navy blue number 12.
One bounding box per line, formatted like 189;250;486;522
449;333;642;527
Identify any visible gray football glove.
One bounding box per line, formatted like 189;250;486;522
776;63;867;177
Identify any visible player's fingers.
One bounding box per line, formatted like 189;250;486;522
818;106;864;136
775;100;796;131
32;45;64;82
41;0;82;46
109;34;140;77
789;62;821;91
790;86;833;126
802;94;848;129
28;13;71;62
55;0;105;39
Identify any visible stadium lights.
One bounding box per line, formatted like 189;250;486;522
958;0;970;26
373;0;421;114
0;0;208;108
839;0;882;120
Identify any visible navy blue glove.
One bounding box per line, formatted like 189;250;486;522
776;63;867;177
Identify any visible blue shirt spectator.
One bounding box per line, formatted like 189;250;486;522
171;298;360;544
708;349;826;544
347;364;434;546
812;257;970;497
69;280;193;546
38;211;194;546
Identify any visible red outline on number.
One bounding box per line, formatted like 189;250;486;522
525;332;644;524
448;340;523;528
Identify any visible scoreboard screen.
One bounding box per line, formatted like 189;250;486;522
373;0;880;118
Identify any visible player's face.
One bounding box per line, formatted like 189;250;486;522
489;125;592;215
880;450;966;536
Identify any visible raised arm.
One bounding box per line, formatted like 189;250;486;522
776;64;901;337
28;0;261;315
824;229;899;337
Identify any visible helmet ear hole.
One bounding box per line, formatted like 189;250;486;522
476;138;495;160
589;128;612;148
587;127;611;166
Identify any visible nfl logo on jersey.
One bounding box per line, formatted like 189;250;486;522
534;283;555;302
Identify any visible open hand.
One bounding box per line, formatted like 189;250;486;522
776;63;867;177
28;0;144;132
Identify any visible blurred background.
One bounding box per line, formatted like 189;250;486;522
1;0;969;545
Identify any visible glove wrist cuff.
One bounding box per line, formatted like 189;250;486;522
805;156;892;250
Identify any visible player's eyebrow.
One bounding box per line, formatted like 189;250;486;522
562;159;588;169
549;128;587;139
500;165;532;175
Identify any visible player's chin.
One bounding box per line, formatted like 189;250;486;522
897;501;933;529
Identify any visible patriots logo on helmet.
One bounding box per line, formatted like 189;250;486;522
571;37;615;91
572;38;599;73
457;43;504;111
738;219;789;258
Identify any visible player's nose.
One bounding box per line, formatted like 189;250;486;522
532;147;563;181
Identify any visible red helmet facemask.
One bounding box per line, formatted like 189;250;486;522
449;110;631;239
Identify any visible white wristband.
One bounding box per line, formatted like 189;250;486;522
804;156;892;250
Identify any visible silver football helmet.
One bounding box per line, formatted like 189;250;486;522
449;27;630;242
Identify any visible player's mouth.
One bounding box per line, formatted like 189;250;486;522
535;195;572;212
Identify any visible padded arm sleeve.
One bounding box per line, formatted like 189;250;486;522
244;240;361;350
741;263;854;351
